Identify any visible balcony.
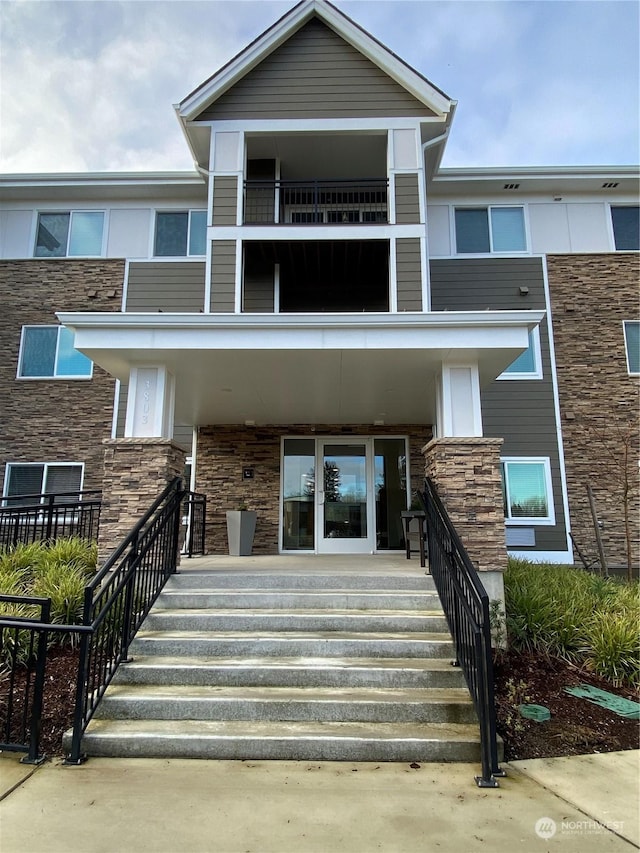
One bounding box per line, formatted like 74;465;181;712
244;179;388;225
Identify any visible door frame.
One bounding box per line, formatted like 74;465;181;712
279;434;410;554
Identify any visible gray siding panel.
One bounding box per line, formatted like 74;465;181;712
430;257;567;552
211;240;236;312
198;19;435;121
125;262;205;312
396;238;422;311
394;174;420;224
244;270;275;312
213;176;238;226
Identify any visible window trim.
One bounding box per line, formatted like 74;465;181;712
623;320;640;376
609;204;640;252
453;204;528;255
153;209;207;258
17;325;94;380
498;326;543;380
33;210;106;258
501;457;555;526
3;462;85;504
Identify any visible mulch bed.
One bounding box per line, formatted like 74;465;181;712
2;646;639;762
493;649;640;761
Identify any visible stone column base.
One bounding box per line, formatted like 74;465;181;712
98;438;186;563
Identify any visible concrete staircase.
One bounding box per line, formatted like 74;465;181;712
78;568;484;761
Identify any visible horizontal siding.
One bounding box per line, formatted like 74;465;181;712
430;257;567;552
125;262;206;312
396;237;422;311
198;19;434;121
213;176;238;226
394;174;420;224
243;271;275;312
115;384;192;453
211;240;236;312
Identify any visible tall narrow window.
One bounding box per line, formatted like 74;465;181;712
623;321;640;375
611;206;639;251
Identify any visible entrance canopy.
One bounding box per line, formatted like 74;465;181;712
57;311;544;426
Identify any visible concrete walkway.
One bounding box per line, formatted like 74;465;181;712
0;751;637;853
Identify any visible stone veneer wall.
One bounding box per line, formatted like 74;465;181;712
196;424;432;554
98;439;186;561
546;254;639;569
0;259;124;494
423;437;508;573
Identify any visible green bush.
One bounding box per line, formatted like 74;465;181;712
504;558;640;686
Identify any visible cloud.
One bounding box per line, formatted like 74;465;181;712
0;0;637;172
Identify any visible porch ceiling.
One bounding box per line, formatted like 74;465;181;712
57;311;544;427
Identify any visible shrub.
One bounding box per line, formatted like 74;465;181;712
504;558;640;686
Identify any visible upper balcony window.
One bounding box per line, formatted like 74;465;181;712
17;325;92;379
498;328;542;380
454;206;526;254
611;206;639;250
154;210;206;257
244;180;388;225
34;211;105;257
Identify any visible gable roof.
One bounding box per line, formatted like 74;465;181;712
177;0;453;121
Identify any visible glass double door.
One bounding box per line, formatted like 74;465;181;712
281;437;407;554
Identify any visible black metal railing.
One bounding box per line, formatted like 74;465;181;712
244;178;388;225
418;478;504;788
0;491;101;549
66;477;185;763
183;492;206;557
0;595;51;763
0;479;207;763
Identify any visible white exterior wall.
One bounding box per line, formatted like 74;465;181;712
0;210;33;258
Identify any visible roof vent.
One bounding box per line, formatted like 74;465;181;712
602;182;619;188
503;183;520;190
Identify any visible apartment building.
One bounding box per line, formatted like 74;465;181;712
1;0;638;573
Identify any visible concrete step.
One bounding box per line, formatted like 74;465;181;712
95;684;476;724
129;631;455;660
169;572;435;591
113;655;465;689
143;608;449;634
157;590;442;611
75;718;483;762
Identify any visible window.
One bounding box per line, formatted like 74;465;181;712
501;458;555;525
154;210;207;256
499;328;542;380
3;463;83;506
34;211;104;257
455;206;526;253
623;321;640;375
18;326;92;379
611;206;639;251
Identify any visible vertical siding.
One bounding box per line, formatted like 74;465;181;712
243;270;275;312
394;174;420;224
396;238;422;311
125;262;206;311
197;19;435;121
213;176;238;226
210;240;236;312
429;257;567;552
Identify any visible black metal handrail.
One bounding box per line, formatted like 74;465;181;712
418;478;504;787
0;491;101;548
0;594;51;763
65;476;185;763
183;492;206;557
244;178;388;224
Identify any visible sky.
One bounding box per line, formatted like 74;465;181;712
0;0;638;174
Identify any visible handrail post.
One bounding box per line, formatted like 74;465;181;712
44;494;54;542
65;586;94;765
23;599;50;764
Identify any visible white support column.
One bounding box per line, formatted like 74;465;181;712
124;366;175;439
437;363;483;438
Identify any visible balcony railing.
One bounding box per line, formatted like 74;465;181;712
244;179;388;225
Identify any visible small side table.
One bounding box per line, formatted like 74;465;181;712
401;510;427;570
